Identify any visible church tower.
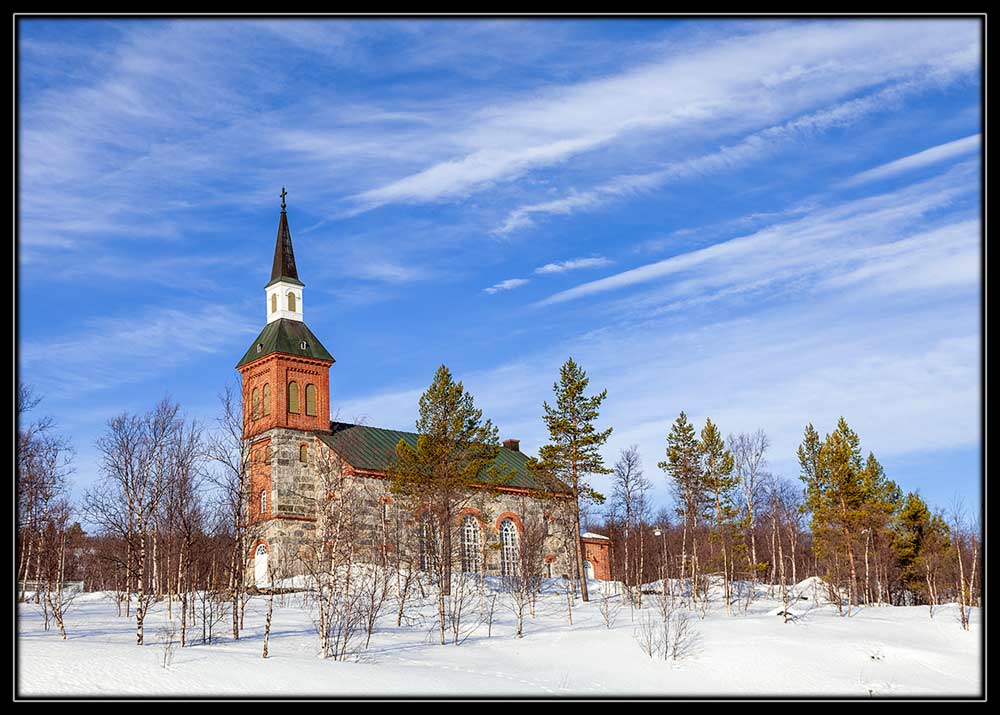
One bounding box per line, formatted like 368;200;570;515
237;191;334;583
237;189;334;440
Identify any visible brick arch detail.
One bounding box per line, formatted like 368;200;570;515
455;507;486;528
249;538;269;560
495;511;524;534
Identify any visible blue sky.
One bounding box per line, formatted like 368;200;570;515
17;18;982;521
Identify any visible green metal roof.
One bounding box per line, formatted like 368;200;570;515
317;422;570;494
236;319;335;368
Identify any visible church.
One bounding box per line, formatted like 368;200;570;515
236;194;615;588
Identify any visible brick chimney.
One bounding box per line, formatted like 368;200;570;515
502;438;520;452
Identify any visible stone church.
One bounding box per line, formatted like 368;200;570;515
237;196;607;588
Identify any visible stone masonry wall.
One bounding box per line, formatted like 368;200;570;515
251;429;577;584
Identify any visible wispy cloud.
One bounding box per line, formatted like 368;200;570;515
495;69;978;235
842;133;981;187
484;278;530;294
537;163;978;307
534;257;612;275
20;303;257;397
350;20;978;212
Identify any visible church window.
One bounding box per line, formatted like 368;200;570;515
260;489;267;514
251;388;261;419
299;444;308;463
262;384;271;416
500;518;518;579
288;382;300;413
461;515;481;574
287;292;296;312
271;294;277;314
305;384;317;416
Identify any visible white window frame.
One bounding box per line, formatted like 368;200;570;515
461;515;482;574
500;518;518;578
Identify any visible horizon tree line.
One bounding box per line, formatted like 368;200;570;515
17;365;982;650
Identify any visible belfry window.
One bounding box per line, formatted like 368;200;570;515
262;384;271;416
251;388;261;419
287;292;296;312
288;382;300;413
305;384;317;416
271;294;277;313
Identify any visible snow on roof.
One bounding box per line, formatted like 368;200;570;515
581;532;610;540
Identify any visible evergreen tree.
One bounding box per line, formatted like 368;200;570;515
658;411;704;592
699;418;737;611
893;492;951;606
798;418;891;608
858;452;901;604
390;365;511;640
538;357;612;603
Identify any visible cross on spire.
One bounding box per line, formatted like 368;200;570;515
280;186;288;212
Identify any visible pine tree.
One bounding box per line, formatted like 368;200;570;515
798;418;879;609
858;452;901;605
658;411;704;597
537;357;612;603
699;418;737;612
390;365;511;642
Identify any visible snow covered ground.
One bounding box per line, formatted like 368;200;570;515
17;578;982;698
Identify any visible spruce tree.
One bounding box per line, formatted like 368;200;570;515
893;492;951;605
538;357;612;603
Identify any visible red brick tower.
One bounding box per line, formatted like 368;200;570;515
237;189;334;441
236;190;335;581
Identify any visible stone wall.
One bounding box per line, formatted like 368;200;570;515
251;429;577;585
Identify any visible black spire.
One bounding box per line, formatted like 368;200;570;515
267;187;303;288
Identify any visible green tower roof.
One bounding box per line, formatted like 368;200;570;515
236;318;335;368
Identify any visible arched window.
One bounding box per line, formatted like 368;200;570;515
287;292;296;312
288;382;300;413
260;489;267;514
461;515;482;573
262;384;271;416
271;293;277;313
500;518;518;578
305;384;317;416
251;388;261;419
299;444;308;463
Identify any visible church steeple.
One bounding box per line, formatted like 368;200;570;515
265;187;304;324
268;188;303;289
